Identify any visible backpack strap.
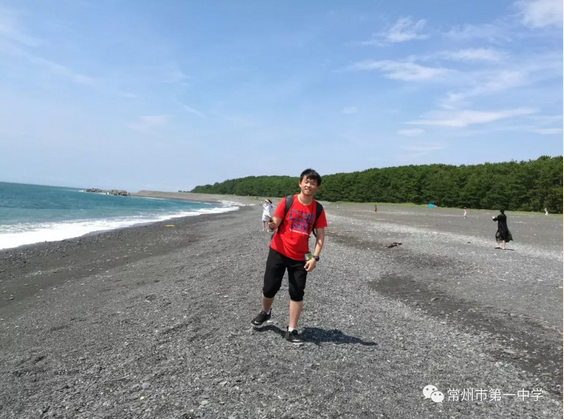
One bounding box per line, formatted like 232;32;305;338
271;195;294;240
284;195;293;220
312;201;323;238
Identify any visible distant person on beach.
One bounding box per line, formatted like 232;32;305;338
261;199;272;231
492;209;513;250
251;168;327;345
463;207;467;218
545;207;549;216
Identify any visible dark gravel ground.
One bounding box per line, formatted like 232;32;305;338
0;202;562;418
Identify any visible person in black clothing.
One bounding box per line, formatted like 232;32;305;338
492;209;512;250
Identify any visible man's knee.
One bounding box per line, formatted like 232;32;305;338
288;287;305;302
262;286;280;299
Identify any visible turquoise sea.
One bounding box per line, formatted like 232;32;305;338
0;182;236;250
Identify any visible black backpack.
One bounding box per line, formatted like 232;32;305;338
277;194;324;238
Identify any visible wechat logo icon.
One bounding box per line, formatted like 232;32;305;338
423;385;444;403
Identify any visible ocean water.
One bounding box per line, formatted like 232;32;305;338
0;182;237;251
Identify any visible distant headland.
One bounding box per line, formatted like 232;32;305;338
86;188;130;196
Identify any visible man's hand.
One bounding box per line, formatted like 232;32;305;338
268;216;281;231
268;219;276;231
304;259;316;272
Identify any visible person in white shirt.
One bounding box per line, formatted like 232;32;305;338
262;199;272;231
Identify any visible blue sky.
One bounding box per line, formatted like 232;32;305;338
0;0;562;191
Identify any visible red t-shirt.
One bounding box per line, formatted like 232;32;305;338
270;195;328;261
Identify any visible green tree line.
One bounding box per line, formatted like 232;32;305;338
190;156;563;213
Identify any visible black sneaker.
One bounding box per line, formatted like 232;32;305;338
251;311;271;326
284;329;303;345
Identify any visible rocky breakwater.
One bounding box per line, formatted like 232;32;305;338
86;188;130;196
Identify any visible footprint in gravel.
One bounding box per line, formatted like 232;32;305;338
12;354;48;377
48;324;69;333
32;355;47;364
160;322;191;336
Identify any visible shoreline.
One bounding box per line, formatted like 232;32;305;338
133;190;261;206
0;192;249;253
1;201;561;417
0;208;252;308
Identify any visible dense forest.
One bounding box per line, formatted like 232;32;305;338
190;156;563;213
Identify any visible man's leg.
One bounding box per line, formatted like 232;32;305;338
262;249;285;304
287;260;307;329
252;248;285;326
262;295;275;313
285;261;307;344
288;300;303;329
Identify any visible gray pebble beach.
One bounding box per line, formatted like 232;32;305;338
0;194;562;418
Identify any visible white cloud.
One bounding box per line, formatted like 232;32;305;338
533;128;562;134
25;52;95;85
397;128;424;137
140;115;169;125
396;142;444;162
128;115;170;132
342;106;358;114
119;92;138;99
440;70;525;109
441;48;505;62
516;0;563;28
445;24;510;42
363;16;428;45
438;50;561;110
528;114;563;124
348;60;450;81
182;105;205;118
4;43;96;85
0;12;93;85
402;143;444;153
0;8;41;47
384;17;428;42
162;63;189;84
439;93;466;110
409;108;537;127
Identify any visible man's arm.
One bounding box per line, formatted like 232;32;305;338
305;227;324;272
313;228;325;257
268;216;282;230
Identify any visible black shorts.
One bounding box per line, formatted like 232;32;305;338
262;248;307;302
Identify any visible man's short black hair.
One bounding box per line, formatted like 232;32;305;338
300;168;322;186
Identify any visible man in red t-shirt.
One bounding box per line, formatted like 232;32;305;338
251;169;328;345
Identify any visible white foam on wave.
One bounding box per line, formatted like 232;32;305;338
0;205;238;251
219;199;255;207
